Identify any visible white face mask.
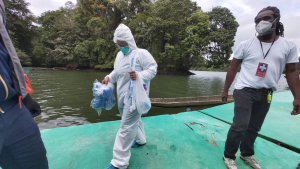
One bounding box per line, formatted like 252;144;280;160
256;18;278;35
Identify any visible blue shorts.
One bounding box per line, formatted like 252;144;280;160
0;99;48;169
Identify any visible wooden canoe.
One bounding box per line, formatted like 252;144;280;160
150;95;234;108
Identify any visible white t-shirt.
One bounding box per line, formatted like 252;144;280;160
234;37;299;91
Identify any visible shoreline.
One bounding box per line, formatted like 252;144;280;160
30;67;197;76
29;67;300;75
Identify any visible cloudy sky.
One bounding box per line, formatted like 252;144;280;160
26;0;300;51
26;0;76;16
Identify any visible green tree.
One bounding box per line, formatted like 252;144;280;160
73;0;149;69
17;48;32;66
3;0;36;56
115;0;151;25
34;1;81;67
27;0;238;73
130;0;209;73
206;6;239;69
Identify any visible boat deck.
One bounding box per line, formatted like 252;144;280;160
41;91;300;169
201;91;300;151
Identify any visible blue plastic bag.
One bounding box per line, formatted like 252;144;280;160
90;79;116;116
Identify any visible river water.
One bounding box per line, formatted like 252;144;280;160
26;70;290;130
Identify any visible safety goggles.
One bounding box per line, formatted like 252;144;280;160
115;42;128;48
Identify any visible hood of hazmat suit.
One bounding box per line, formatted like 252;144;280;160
106;24;157;114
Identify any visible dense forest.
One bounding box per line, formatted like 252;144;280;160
4;0;240;74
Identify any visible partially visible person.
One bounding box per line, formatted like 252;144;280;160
0;0;48;168
102;24;157;169
221;6;299;169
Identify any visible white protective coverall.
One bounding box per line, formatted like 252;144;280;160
106;24;157;169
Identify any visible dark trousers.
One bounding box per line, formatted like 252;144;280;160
224;88;272;160
0;100;48;169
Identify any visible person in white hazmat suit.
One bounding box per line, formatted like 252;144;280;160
102;24;157;169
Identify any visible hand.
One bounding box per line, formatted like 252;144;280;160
291;99;300;115
23;95;41;118
102;77;109;85
129;71;137;80
221;91;228;103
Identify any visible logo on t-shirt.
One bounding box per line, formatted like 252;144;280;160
256;62;268;77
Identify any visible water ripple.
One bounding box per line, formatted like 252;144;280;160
27;70;291;129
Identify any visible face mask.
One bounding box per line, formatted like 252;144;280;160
120;46;129;55
256;18;278;36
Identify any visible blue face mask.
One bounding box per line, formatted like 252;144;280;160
120;46;129;55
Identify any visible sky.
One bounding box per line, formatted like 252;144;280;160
26;0;300;53
26;0;77;16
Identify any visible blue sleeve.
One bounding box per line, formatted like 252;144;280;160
0;53;10;102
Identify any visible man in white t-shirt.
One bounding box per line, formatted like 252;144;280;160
221;6;300;169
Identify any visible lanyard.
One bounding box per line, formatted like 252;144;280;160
259;36;276;59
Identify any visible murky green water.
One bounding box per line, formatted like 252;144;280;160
26;70;290;129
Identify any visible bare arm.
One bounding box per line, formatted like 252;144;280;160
285;63;300;115
221;58;242;102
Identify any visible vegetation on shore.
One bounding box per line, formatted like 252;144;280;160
5;0;239;74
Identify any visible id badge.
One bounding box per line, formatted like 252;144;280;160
256;62;268;78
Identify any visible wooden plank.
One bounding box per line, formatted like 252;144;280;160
150;95;234;107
